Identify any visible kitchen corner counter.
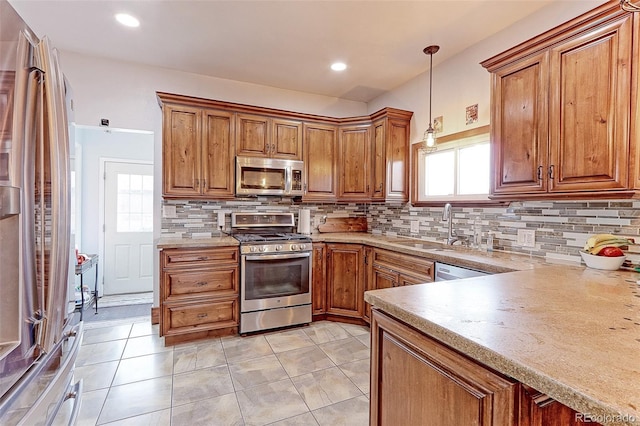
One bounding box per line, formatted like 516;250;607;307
365;265;640;425
156;235;239;249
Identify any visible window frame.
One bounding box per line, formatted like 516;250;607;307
411;125;505;207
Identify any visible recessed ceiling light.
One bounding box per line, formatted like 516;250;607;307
115;13;140;28
331;62;347;71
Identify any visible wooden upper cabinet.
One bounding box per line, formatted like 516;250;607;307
161;101;235;199
370;112;412;203
338;124;372;201
491;53;549;196
548;16;632;192
236;114;302;159
303;122;337;201
272;118;303;159
162;104;202;197
202;110;236;197
236;114;270;157
482;4;637;199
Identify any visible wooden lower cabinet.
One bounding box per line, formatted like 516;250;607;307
312;243;327;318
371;309;518;425
326;243;365;320
160;246;239;345
519;385;591;425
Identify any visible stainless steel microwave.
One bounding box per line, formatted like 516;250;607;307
235;156;304;197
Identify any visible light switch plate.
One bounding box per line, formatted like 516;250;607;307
217;211;225;228
410;220;420;234
517;229;536;247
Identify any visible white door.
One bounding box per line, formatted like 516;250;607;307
104;161;154;295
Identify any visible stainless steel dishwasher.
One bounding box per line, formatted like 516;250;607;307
435;262;490;281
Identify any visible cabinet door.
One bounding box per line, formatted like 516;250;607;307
202;110;236;198
338;125;372;201
162;104;202;197
519;385;589;426
303;123;337;201
272;118;302;160
326;243;364;318
491;52;549;195
385;118;410;202
371;119;386;201
372;266;398;290
312;243;326;316
370;310;518;426
236;113;270;157
548;15;632;193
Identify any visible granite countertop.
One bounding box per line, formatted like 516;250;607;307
365;263;640;425
156;235;239;249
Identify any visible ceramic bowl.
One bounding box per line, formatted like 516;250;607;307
580;251;626;270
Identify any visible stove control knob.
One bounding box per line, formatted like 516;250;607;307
260;246;267;252
275;245;283;251
298;244;306;251
291;244;298;251
249;246;257;253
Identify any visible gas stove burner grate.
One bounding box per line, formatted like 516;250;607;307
232;232;311;244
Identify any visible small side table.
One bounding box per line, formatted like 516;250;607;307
75;254;99;321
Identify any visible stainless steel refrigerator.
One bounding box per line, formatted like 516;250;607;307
0;1;83;424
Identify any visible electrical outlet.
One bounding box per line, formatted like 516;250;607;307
410;220;420;234
517;229;536;247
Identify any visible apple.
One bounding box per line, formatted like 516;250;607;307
598;247;624;257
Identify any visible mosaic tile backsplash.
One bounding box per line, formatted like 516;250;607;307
161;198;640;264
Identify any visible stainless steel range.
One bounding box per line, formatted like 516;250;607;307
232;212;312;334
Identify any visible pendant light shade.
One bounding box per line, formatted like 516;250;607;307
421;45;439;152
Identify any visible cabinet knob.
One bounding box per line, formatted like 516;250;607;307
548;165;555;180
537;166;543;181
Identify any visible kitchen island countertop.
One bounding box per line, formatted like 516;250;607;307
365;263;640;425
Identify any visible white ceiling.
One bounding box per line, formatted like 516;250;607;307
8;0;560;103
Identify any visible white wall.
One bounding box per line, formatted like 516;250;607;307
368;0;606;142
75;126;154;295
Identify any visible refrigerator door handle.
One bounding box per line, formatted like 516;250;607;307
17;322;83;426
63;379;83;426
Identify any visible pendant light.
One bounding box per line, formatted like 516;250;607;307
620;0;640;12
421;45;439;152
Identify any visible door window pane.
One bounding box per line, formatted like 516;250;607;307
116;172;153;232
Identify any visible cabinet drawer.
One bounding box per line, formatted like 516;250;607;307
163;267;238;301
162;247;238;268
163;299;238;335
372;248;434;280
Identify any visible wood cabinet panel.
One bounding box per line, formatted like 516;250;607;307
163;268;238;300
236;114;270;157
338;125;371;200
202;110;235;197
548;16;632;192
483;4;637;199
326;243;364;318
386;119;410;201
303;123;337;201
160;247;239;344
370;310;518;426
162;104;201;197
491;54;549;195
312;243;326;316
371;119;386;200
163;299;238;335
519;385;591;425
162;247;239;269
272;118;302;159
371;248;434;282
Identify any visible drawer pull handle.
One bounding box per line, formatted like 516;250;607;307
196;281;207;287
197;256;208;261
197;313;208;319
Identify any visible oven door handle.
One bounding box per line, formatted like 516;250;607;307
244;252;310;261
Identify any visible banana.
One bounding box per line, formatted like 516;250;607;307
584;233;634;254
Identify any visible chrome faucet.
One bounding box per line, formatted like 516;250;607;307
442;203;466;245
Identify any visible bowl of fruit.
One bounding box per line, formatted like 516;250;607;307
580;234;633;270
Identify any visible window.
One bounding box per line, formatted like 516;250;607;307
117;172;153;232
412;126;491;204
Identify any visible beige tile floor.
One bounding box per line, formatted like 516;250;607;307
72;318;371;425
